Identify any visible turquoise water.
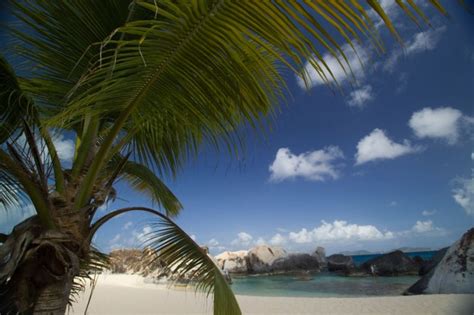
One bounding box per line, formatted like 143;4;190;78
231;272;419;297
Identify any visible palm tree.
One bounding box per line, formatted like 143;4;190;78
0;1;445;314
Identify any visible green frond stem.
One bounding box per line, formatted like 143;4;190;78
22;121;47;191
0;150;55;229
39;127;65;194
71;115;99;178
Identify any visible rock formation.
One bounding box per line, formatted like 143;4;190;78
327;254;355;274
247;245;287;273
361;250;418;276
313;247;327;268
406;228;474;294
215;250;249;273
418;247;448;276
272;253;320;273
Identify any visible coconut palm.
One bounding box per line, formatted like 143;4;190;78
0;1;445;314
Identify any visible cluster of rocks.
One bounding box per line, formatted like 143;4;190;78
215;246;326;275
107;246;216;283
106;228;473;295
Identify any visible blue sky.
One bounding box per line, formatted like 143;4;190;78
1;2;473;255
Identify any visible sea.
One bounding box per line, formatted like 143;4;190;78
230;251;436;298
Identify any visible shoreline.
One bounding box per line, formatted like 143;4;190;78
70;274;474;314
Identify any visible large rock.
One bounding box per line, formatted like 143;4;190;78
418;247;448;276
247;245;287;273
312;247;327;267
361;250;418;276
272;253;320;272
327;254;355;274
215;250;249;273
406;228;474;295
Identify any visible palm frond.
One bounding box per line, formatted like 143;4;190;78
89;206;240;315
0;55;34;144
115;158;182;216
146;216;240;315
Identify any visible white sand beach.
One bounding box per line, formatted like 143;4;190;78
70;274;474;314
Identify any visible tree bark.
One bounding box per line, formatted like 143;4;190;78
32;274;73;314
0;219;81;314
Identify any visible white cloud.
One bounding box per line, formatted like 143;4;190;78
384;27;446;72
411;220;445;235
255;237;266;246
269;233;287;246
131;225;153;245
389;201;397;207
409;107;463;144
190;234;197;241
288;220;394;244
123;221;133;230
347;85;374;108
231;232;253;247
297;43;368;89
269;146;344;182
452;172;474;216
109;234;121;244
51;134;75;163
355;128;421;165
422;210;436;216
208;238;219;247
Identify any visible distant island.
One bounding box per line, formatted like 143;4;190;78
339;247;434;256
338;250;379;256
392;247;433;253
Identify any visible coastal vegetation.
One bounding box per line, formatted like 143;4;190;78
0;1;446;314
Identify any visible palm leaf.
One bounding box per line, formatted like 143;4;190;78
147;218;240;315
114;158;183;216
0;55;34;144
89;206;240;315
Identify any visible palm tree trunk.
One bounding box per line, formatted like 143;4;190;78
0;218;82;314
32;274;73;314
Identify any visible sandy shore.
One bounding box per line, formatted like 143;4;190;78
70;274;474;315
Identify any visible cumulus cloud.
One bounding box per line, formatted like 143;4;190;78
384;27;446;72
109;234;121;244
255;237;267;246
297;43;368;89
208;238;219;247
123;221;133;230
132;225;153;245
288;220;394;244
452;172;474;216
410;220;445;235
421;210;436;216
231;232;253;247
269;233;287;246
51;134;75;163
347;85;374;108
355;129;421;165
409;107;465;144
269;146;344;182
